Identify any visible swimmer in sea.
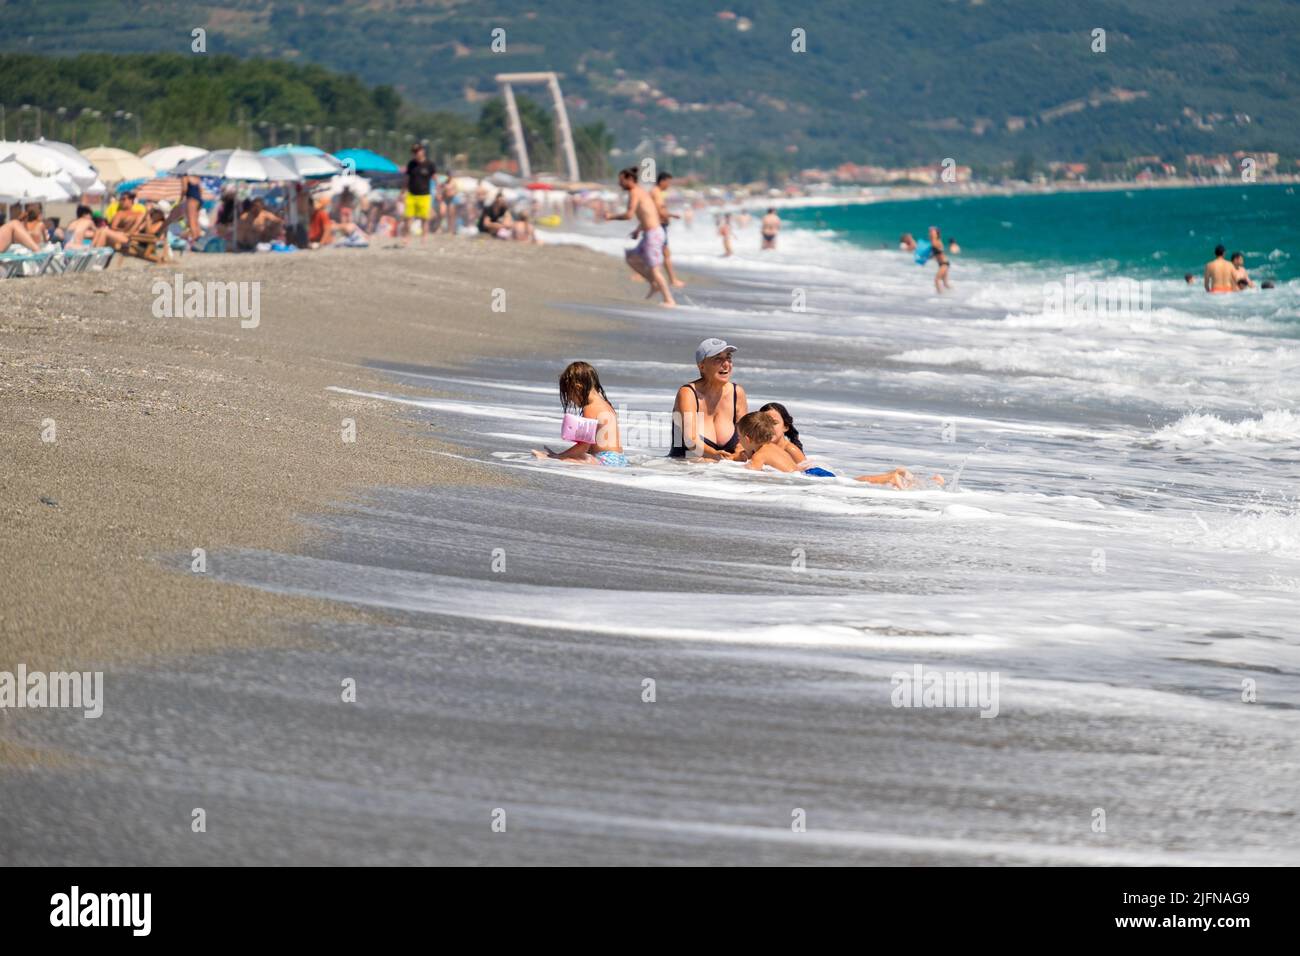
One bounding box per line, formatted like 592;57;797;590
1204;244;1236;293
1230;251;1254;290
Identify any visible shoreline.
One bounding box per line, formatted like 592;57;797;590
739;175;1300;213
1;238;634;680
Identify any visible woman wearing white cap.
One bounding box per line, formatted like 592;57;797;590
670;338;748;459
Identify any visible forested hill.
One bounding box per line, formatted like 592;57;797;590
3;0;1298;177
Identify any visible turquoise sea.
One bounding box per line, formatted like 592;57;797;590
781;184;1299;284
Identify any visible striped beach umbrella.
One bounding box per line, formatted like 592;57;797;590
136;177;183;202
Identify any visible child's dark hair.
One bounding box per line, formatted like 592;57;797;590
558;361;610;412
758;402;802;451
737;411;776;447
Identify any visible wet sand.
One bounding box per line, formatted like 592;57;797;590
1;238;628;679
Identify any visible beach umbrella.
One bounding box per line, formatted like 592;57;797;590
34;138;102;189
323;172;371;198
260;145;345;179
137;177;183;202
114;177;150;194
0;157;76;203
334;148;401;176
79;146;155;184
141;144;208;173
173;148;301;182
487;170;521;187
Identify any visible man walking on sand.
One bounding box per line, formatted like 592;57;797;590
1204;244;1235;293
606;167;675;307
402;143;436;246
650;172;685;288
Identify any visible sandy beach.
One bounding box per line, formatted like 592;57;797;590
0;239;628;681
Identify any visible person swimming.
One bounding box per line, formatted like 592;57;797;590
532;360;628;467
671;339;748;459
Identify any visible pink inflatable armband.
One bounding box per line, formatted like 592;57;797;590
561;412;600;444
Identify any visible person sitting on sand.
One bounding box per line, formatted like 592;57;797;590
478;194;513;238
511;212;536;243
1204;244;1235;293
671;339;748;460
751;402;943;487
308;195;334;247
1231;251;1254;290
532;361;628;467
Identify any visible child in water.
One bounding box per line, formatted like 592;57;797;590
532;361;629;467
742;404;943;488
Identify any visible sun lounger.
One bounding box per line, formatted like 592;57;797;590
0;250;57;277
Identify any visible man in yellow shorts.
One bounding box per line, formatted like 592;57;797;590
402;142;436;245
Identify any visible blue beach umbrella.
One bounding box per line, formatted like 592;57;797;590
334;148;401;176
114;177;149;194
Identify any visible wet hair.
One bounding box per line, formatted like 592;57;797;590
767;207;775;213
1184;273;1195;282
1237;278;1249;289
558;361;610;413
737;411;776;448
76;205;93;218
1215;244;1225;257
1261;280;1275;289
759;402;803;451
1231;251;1243;262
656;172;672;185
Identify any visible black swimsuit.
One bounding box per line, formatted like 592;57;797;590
670;382;738;457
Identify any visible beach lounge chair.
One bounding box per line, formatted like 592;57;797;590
0;249;57;277
88;247;115;271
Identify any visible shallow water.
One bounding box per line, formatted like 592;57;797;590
4;204;1299;864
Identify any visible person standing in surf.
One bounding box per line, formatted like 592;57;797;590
760;208;781;250
1204;244;1235;293
606;167;675;307
671;339;749;460
650;172;686;289
928;225;951;292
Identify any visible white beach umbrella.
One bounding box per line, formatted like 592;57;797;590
141;144;209;173
34;138;101;188
79;146;155;184
324;172;371;197
174;148;302;182
0;140;68;178
0;157;76;203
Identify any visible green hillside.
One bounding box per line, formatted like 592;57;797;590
3;0;1298;178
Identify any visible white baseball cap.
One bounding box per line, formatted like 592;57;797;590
695;338;737;364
